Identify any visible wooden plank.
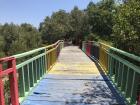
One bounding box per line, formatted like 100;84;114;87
21;46;125;105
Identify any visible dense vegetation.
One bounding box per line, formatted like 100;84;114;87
0;23;42;57
113;0;140;55
0;0;140;58
40;0;140;55
1;1;139;104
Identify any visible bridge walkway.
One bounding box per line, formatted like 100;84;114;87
22;46;125;105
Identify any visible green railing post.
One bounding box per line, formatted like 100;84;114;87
130;72;139;104
33;60;37;83
44;48;47;72
18;67;25;97
29;62;34;87
24;65;30;92
121;65;127;91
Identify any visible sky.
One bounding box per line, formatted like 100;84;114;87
0;0;101;28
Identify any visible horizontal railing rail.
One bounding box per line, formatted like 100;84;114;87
0;40;64;105
82;41;140;105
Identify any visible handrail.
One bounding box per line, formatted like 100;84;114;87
12;40;63;59
100;42;140;62
83;41;140;62
45;40;62;49
82;41;140;105
12;47;46;58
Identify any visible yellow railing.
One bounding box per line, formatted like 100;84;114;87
99;43;111;73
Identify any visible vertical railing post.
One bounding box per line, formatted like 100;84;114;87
44;48;47;72
9;58;19;105
0;57;19;105
0;63;5;105
61;41;64;49
82;41;84;51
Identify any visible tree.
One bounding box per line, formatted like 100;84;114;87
0;32;4;57
21;23;42;50
86;0;115;37
0;23;42;56
1;23;20;55
113;0;140;55
69;6;85;43
40;10;71;44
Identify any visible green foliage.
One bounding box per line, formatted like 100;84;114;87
0;1;140;104
40;7;90;45
0;23;42;56
40;10;71;44
0;25;4;57
113;0;140;55
85;33;99;41
4;81;10;105
39;1;116;45
20;23;42;51
70;7;89;42
86;0;115;36
0;0;139;56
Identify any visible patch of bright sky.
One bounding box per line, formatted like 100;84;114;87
0;0;101;27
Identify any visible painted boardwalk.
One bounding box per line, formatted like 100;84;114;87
22;46;125;105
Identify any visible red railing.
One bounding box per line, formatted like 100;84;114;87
86;42;92;56
0;57;19;105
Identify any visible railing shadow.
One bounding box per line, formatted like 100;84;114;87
89;56;126;105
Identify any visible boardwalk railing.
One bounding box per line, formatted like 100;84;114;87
0;40;64;105
82;41;140;105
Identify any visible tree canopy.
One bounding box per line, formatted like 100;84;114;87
40;0;116;45
0;0;140;57
113;0;140;55
0;23;42;57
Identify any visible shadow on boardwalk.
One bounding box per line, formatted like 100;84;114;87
65;80;125;105
64;50;126;105
21;46;126;105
